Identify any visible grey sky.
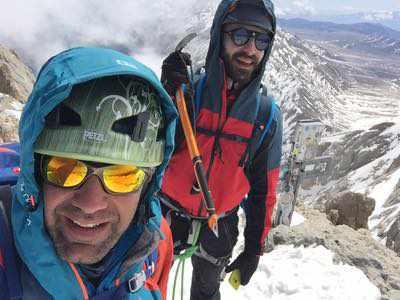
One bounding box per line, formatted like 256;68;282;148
274;0;400;16
0;0;398;72
0;0;205;71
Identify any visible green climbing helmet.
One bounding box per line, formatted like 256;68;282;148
35;75;165;167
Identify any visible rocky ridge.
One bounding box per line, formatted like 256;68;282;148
300;122;400;256
272;207;400;299
0;44;34;142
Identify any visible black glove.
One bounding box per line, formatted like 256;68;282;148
161;51;191;97
225;251;260;286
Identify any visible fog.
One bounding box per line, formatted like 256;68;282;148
0;0;218;75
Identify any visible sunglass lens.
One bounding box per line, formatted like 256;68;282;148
232;28;250;46
255;33;270;51
46;157;88;187
103;165;146;193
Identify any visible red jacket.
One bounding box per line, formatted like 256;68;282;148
162;67;283;255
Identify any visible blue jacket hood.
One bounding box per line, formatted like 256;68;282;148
11;47;177;299
202;0;276;122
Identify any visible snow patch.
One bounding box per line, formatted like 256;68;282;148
291;211;306;226
3;109;22;119
168;245;381;300
368;168;400;231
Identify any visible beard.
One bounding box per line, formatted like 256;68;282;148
223;50;260;88
47;205;122;265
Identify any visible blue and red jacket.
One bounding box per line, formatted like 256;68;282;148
0;47;178;300
161;0;282;255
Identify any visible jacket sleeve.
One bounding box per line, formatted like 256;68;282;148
243;104;283;255
145;217;174;300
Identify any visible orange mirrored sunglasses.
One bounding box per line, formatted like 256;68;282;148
40;156;150;194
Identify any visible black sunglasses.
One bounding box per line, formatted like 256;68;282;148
224;27;272;51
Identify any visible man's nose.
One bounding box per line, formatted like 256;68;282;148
71;176;109;214
242;37;258;55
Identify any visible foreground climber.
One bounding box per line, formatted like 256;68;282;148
0;47;178;300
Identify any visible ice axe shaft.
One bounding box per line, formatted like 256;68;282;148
175;87;219;237
174;32;218;237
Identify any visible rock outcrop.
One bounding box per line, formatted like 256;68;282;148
383;180;400;256
325;191;375;230
272;208;400;299
387;218;400;256
308;122;400;256
0;44;34;102
0;44;35;142
0;94;21;143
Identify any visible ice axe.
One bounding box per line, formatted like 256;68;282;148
174;33;219;238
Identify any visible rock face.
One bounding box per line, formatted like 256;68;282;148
387;218;400;256
325;191;375;230
382;180;400;257
0;44;34;102
272;208;400;299
327;124;394;181
0;44;34;142
0;93;22;143
308;122;400;251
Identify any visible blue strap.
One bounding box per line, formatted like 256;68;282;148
144;249;158;278
194;74;207;117
0;186;23;300
92;249;158;300
257;101;277;151
193;75;276;161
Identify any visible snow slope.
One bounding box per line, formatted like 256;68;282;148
168;213;381;300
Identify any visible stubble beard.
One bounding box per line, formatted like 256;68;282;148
50;222;119;264
47;208;122;265
224;51;258;89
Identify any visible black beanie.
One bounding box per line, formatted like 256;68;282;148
224;1;274;33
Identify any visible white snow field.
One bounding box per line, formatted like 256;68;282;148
167;213;381;300
167;244;381;300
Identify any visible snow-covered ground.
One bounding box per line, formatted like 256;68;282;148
336;90;400;131
167;212;381;300
342;122;400;240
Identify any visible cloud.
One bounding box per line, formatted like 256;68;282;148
0;0;217;72
292;0;317;16
274;0;317;17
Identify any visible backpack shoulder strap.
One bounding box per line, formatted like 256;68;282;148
144;248;158;278
0;185;23;300
238;91;276;167
249;93;277;160
194;73;207;117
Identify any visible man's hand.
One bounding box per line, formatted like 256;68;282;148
225;251;260;286
161;51;191;96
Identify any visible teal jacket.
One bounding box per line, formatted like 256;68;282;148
2;47;177;299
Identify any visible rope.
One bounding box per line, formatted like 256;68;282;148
171;221;201;300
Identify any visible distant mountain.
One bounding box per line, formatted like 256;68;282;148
279;18;400;58
313;11;400;31
2;5;400;295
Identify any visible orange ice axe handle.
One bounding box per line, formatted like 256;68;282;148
193;158;217;215
176;87;219;236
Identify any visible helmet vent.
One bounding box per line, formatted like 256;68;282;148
111;111;150;142
45;103;82;129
